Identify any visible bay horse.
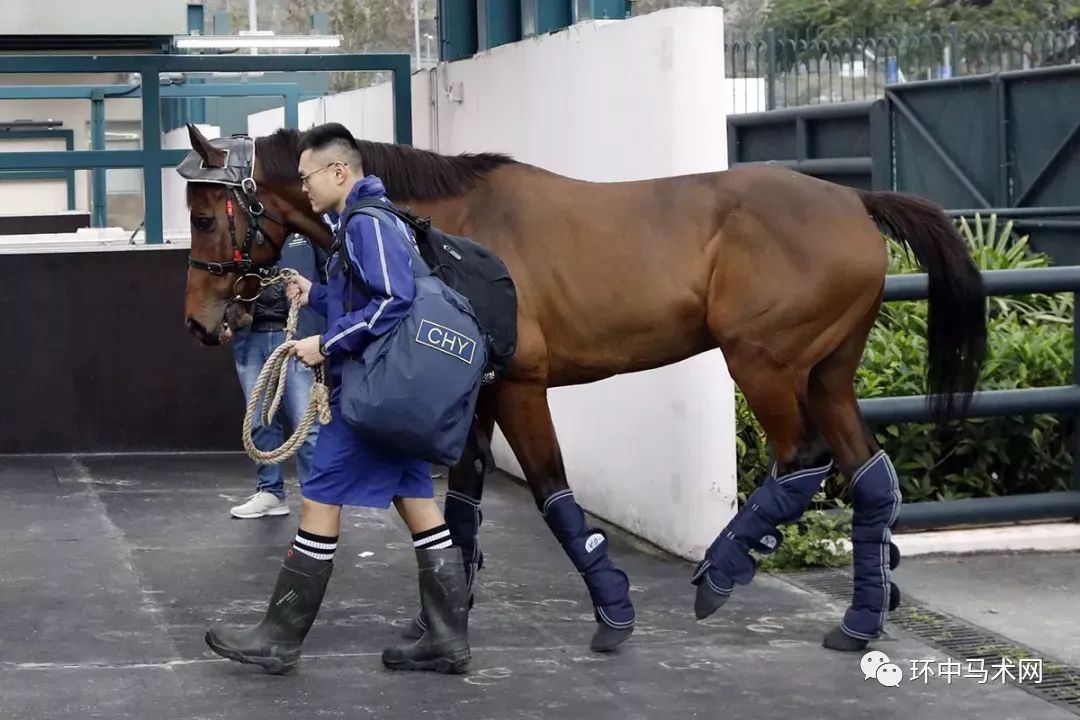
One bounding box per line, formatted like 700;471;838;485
180;123;986;654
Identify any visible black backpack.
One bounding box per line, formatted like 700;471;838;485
341;199;518;383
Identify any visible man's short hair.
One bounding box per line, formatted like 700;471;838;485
298;122;363;171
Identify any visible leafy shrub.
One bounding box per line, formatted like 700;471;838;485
732;214;1074;567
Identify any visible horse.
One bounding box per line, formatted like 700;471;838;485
179;122;987;654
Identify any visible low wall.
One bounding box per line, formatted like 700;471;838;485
0;247;242;454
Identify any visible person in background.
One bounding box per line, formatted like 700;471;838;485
225;233;330;519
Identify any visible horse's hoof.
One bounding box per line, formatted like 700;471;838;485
822;625;869;652
889;582;901;611
693;580;730;620
591;623;632;653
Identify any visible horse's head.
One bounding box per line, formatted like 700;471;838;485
179;123;326;345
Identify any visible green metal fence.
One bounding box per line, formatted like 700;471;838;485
727;26;1080;112
0;53;412;244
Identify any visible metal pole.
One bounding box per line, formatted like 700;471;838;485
249;0;258;55
1073;290;1080;491
90;90;107;228
413;0;422;70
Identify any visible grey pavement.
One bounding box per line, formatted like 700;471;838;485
0;453;1073;720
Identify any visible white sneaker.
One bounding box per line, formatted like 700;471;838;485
230;491;290;519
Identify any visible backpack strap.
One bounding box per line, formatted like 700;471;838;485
334;200;433;314
339;200;433;280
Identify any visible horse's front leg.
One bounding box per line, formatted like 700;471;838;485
494;380;635;653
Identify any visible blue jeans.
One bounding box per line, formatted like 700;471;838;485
233;328;319;498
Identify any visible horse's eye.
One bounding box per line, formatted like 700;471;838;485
192;216;215;232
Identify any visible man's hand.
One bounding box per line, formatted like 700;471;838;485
286;275;313;307
291;335;326;366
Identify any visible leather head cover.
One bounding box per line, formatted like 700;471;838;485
175;134;256;187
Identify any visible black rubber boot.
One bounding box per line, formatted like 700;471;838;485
205;548;333;675
382;547;471;674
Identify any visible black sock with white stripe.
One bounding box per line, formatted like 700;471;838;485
413;523;454;550
292;528;338;563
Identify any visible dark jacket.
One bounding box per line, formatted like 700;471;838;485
251;234;330;338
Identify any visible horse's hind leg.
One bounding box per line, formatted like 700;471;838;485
691;343;835;618
494;380;635;653
400;391;496;640
805;313;902;652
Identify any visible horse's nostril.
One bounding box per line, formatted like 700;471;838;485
186;318;206;338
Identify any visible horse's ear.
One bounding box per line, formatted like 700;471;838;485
187;123;225;168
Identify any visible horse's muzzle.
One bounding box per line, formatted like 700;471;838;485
186;318;221;346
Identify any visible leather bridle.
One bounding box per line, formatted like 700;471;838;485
181;138;292;302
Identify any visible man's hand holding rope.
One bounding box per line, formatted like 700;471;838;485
285;274;325;368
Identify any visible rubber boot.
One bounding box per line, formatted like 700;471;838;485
382;547;471;674
402;490;482;640
205;547;333;674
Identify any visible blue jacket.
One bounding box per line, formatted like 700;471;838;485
308;175;418;390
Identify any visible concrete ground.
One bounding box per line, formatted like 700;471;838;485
893;549;1080;666
1;453;1075;720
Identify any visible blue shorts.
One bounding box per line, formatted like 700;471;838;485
302;401;433;508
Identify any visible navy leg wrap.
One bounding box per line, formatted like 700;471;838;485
692;461;833;596
841;450;902;641
445;490;484;591
543;490;634;629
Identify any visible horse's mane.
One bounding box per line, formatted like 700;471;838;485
256;128;518;200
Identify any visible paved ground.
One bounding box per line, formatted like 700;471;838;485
894;550;1080;666
1;453;1074;720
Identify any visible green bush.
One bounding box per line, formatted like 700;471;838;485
732;214;1074;568
863;214;1074;502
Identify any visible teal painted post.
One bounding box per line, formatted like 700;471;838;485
438;0;478;61
64;130;76;211
478;0;522;50
522;0;572;36
90;90;107;227
142;62;164;245
574;0;628;20
186;3;207;126
390;55;413;145
284;86;299;129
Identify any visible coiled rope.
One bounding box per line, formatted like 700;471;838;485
241;269;332;464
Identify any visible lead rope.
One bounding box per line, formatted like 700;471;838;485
241;269;333;465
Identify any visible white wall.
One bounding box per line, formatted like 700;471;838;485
243;6;737;563
428;8;728;182
247;74;432;146
432;7;735;562
248;83;397;142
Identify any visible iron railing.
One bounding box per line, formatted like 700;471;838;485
0;53;413;244
861;265;1080;531
727;26;1080;113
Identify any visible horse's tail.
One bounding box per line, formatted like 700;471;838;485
857;189;987;427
